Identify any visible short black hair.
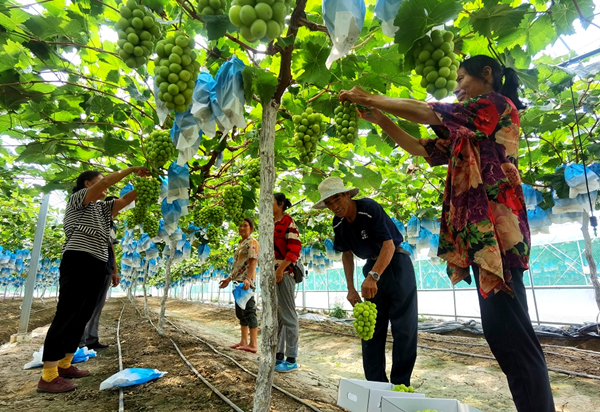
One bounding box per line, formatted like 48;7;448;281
105;196;118;202
274;193;292;212
242;217;255;231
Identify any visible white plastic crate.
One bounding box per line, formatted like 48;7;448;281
381;396;484;412
337;379;425;412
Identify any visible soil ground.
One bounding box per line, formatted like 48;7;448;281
1;297;599;412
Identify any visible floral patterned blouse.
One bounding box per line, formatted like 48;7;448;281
230;236;259;284
419;92;530;298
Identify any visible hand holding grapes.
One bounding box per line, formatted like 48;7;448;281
339;86;373;106
130;166;151;177
362;276;378;299
347;288;361;307
358;107;385;125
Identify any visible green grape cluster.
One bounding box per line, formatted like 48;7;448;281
392;384;415;393
412;30;458;100
126;210;136;228
246;158;260;189
146;130;175;168
135;176;160;206
228;0;293;43
193;206;225;227
131;203;147;226
352;301;377;340
334;101;359;144
206;225;220;244
143;213;159;238
223;185;244;224
115;0;162;69
198;0;227;15
292;108;327;164
154;35;201;113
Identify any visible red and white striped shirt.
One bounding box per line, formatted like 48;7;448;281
274;214;302;273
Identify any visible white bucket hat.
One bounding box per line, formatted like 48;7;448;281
312;177;359;209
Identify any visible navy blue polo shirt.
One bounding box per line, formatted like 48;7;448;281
333;198;403;260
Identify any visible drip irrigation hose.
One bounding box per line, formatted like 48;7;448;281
139;302;246;412
116;303;125;412
162;316;325;412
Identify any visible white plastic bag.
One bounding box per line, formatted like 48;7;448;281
374;0;402;38
322;0;366;69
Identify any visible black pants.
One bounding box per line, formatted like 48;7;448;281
42;251;110;362
235;296;258;329
473;266;555;412
362;253;418;385
79;273;112;347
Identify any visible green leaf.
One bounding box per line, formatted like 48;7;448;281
241;66;254;103
244;67;278;105
541;168;569;199
469;4;530;38
393;0;463;55
104;135;133;156
106;70;120;84
292;35;331;87
366;45;411;90
202;15;234;41
354;166;382;190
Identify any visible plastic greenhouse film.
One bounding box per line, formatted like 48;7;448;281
322;0;366;69
167;162;189;204
191;71;218;138
213;56;246;134
374;0;402;38
99;368;167;391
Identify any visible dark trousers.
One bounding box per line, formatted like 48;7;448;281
79;273;112;347
473;266;555;412
235;296;258;329
42;251;110;362
362;253;418;385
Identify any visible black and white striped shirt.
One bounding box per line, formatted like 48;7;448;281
63;189;115;262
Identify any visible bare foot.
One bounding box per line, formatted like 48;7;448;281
238;346;258;354
230;343;242;349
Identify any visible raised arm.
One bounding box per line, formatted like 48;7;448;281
113;190;138;215
83;167;149;206
339;87;442;126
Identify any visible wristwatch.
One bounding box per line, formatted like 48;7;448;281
368;271;380;281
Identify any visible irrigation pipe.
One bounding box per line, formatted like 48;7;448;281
116;303;125;412
162;316;325;412
139;303;246;412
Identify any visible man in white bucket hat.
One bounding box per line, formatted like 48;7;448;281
313;177;418;386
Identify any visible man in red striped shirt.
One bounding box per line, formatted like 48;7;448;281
273;193;302;373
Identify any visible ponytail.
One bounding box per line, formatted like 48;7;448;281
460;55;526;110
274;193;292;212
73;171;101;194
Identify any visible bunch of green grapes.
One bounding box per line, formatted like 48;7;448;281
135;176;160;206
228;0;293;43
246;158;260;189
392;384;415;393
198;0;227;15
154;35;201;113
223;185;244;224
142;213;159;238
206;225;220;245
131;203;147;226
126;210;137;228
412;29;458;100
352;301;377;340
115;0;162;69
292;108;327;164
145;130;175;168
334;101;359;144
193;206;225;227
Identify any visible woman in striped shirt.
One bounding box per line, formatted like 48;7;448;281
273;193;302;373
37;167;149;394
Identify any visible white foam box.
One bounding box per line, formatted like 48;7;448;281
337;379;426;412
381;396;484;412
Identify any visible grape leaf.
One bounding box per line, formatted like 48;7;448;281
469;4;530;38
104;135;134;156
202;15;234;41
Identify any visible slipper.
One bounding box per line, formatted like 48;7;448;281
238;346;258;354
230;343;242;349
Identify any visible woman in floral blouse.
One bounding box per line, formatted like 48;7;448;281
220;217;259;353
340;55;554;412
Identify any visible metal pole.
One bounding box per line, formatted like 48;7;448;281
18;193;50;335
302;276;306;310
452;284;458;321
326;269;330;310
527;269;541;325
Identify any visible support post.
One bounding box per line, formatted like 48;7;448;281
18;193;50;335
